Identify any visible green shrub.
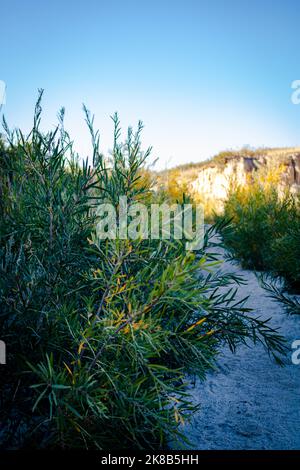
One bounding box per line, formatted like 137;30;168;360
268;220;300;292
0;92;286;449
219;179;300;293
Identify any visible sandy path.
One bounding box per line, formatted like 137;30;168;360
179;242;300;450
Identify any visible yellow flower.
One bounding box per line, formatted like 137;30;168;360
122;319;149;334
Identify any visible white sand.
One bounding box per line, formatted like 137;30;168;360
179;243;300;450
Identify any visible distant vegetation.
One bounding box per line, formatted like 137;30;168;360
155;146;300;217
217;167;300;312
157;146;300;174
0;93;286;449
158;148;300;313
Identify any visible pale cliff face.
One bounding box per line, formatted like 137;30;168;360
190;158;250;201
174;149;300;213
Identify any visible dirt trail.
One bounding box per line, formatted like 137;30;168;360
179;242;300;450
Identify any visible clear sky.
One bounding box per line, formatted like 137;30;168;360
1;0;300;169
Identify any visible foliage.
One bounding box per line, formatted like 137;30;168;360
259;276;300;315
218;175;300;296
0;92;286;449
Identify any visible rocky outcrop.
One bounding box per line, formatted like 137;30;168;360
188;149;300;213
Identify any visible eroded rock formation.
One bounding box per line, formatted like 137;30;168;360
188;149;300;212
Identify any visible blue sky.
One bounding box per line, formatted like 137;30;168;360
1;0;300;169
